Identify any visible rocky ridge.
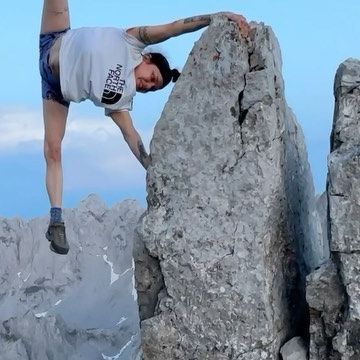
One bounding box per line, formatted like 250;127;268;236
0;195;143;360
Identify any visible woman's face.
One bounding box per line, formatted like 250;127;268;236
134;57;163;93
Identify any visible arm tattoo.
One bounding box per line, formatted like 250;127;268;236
138;140;150;167
138;27;152;44
183;15;211;24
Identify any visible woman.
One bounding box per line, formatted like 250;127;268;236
40;0;250;255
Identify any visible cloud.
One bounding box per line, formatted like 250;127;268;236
0;108;43;150
0;107;153;191
63;114;153;190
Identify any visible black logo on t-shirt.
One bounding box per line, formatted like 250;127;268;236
101;64;125;105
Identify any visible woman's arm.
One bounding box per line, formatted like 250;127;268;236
126;12;249;45
111;111;151;170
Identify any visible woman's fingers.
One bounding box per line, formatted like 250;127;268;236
219;12;251;39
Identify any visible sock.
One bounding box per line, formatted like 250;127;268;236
50;207;62;224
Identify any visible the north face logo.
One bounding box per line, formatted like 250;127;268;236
101;90;122;105
101;64;125;105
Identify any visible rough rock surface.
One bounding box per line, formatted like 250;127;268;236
136;17;317;359
313;192;330;265
133;222;164;321
0;195;144;360
306;261;345;359
306;58;360;359
280;336;307;360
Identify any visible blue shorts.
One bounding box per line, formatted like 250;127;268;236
39;29;70;107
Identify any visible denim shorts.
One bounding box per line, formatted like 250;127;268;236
39;29;70;107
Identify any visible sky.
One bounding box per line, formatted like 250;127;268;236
0;0;359;219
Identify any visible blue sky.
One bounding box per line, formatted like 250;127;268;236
0;0;359;219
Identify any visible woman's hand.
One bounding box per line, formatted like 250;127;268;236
217;12;250;39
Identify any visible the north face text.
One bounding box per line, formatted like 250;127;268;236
101;64;125;105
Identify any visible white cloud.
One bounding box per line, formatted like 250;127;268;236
0;107;154;191
0;107;153;146
62;114;153;190
0;108;43;150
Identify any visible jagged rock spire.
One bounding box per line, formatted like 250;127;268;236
136;16;318;359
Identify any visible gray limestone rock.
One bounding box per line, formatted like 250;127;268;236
136;17;318;360
283;107;322;272
307;58;360;359
133;221;164;321
0;194;144;360
328;147;360;252
313;192;330;265
280;337;307;360
306;260;345;359
328;59;360;359
331;59;360;152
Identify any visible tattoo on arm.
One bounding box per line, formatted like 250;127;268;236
138;140;150;168
183;15;211;24
138;26;152;44
181;15;211;32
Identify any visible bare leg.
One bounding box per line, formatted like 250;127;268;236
41;0;70;34
43;100;68;208
41;0;70;208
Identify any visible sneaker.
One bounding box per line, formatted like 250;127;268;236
46;222;69;255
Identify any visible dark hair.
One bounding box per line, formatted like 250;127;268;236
148;52;180;89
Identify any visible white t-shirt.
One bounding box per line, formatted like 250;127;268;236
59;27;146;115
